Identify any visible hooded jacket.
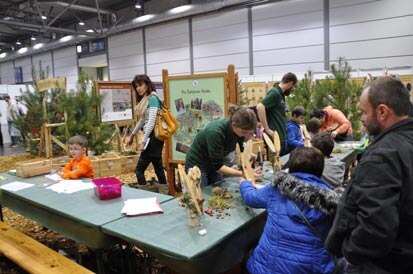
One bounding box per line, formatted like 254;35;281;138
240;172;342;274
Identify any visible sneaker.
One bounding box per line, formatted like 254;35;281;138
11;144;18;148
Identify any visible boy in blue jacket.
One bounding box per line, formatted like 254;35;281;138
286;106;306;153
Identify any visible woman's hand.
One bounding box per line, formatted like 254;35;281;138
139;143;145;152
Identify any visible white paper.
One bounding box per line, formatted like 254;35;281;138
0;181;34;192
46;180;94;194
45;173;63;181
121;197;163;216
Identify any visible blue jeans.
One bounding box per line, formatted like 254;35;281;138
7;121;19;145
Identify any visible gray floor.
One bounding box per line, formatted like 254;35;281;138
0;143;27;156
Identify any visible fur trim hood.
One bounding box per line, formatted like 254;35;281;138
272;172;344;216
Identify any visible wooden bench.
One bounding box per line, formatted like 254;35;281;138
0;221;94;274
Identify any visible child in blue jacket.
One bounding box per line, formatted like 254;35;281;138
286;106;306;153
240;147;337;274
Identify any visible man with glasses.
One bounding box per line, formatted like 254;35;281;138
256;72;298;155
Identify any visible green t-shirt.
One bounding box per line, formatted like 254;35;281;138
185;119;244;171
260;85;287;142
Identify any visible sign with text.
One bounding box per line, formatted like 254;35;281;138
96;81;133;123
168;75;227;162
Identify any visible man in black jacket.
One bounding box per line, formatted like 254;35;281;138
325;77;413;274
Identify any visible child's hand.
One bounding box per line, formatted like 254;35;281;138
254;167;263;179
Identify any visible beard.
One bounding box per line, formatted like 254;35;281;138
284;89;292;96
364;110;381;136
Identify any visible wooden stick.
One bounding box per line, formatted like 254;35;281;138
263;132;276;153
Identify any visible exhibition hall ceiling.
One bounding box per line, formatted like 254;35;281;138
0;0;276;54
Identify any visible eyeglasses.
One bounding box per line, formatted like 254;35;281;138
69;147;83;152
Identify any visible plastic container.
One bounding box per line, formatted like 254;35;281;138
92;177;122;200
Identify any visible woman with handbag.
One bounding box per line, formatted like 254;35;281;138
185;105;258;187
126;74;167;185
240;147;341;274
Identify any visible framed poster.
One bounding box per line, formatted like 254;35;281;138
96;81;134;123
167;74;228;163
241;82;267;106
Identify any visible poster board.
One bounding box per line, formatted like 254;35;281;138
165;74;228;163
154;82;164;101
241;82;267;106
95;81;134;124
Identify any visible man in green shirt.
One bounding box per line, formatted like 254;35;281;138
256;72;298;155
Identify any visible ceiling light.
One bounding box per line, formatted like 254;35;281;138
30;36;36;41
169;5;192;14
41;15;47;20
18;47;28;54
16;40;21;45
3;16;13;21
76;45;82;53
79;21;85;26
33;43;44;49
86;29;94;33
134;14;155;23
135;3;142;9
60;35;73;42
0;53;6;58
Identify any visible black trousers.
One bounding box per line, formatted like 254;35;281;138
135;155;167;185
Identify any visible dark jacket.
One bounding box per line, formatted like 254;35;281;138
325;118;413;274
240;172;342;274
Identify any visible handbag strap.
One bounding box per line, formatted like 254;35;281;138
150;92;165;109
291;200;326;241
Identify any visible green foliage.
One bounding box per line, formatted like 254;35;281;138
16;66;113;155
287;57;364;139
238;80;252;106
287;71;315;122
55;72;113;155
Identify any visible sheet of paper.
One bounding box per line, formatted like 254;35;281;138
121;197;163;216
46;180;94;194
0;181;34;192
45;173;63;181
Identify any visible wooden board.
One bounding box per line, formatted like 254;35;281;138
0;221;94;274
96;153;121;177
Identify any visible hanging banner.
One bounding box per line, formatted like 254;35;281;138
35;77;67;91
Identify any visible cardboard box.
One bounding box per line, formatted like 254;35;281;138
119;154;139;173
16;159;51;178
96;153;121;177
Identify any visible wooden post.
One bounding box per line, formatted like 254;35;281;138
227;64;237;104
163;69;176;195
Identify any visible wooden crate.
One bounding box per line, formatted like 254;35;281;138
119;154;139;173
16;159;51;178
90;156;100;178
50;156;70;171
96;153;121;177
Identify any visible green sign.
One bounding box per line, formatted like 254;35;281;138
169;76;226;162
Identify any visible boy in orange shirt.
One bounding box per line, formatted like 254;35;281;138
60;135;94;179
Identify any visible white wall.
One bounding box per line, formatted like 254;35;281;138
251;0;325;77
0;62;15;84
0;0;412;85
108;29;145;81
52;46;78;91
193;9;249;75
146;19;190;81
330;0;413;70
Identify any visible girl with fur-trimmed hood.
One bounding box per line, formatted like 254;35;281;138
240;147;342;274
